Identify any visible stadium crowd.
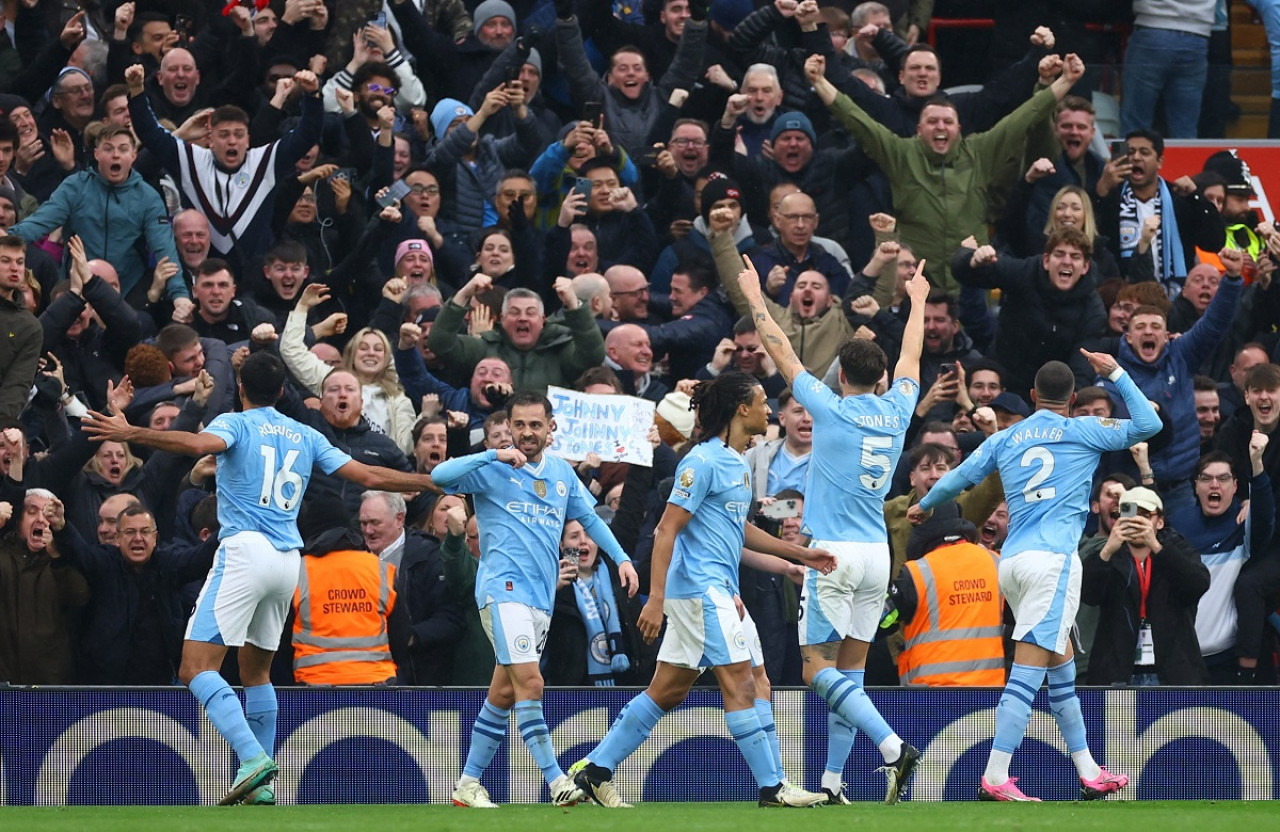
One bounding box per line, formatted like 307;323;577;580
0;0;1277;693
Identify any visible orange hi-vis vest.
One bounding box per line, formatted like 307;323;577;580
897;541;1005;687
292;550;397;685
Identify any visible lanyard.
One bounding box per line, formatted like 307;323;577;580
1133;554;1152;620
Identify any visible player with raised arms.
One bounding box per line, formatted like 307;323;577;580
569;371;837;808
81;352;439;806
908;353;1160;800
736;252;931;804
430;389;639;809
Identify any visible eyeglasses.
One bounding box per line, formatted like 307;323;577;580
1196;474;1235;484
366;83;397;96
780;212;817;224
119;527;156;538
669;137;706;147
58;83;94;97
613;285;649;297
409;184;440;195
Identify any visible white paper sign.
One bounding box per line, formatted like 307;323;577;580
545;386;655;467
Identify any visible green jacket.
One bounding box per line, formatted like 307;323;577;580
827;85;1060;291
440;532;494;686
425;299;606;393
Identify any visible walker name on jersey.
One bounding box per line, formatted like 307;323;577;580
1007;425;1064;446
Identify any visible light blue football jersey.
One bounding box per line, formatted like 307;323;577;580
920;370;1161;558
202;408;352;550
791;370;918;543
434;450;598;613
665;439;753;599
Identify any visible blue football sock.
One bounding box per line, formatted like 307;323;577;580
725;708;777;789
462;700;510;779
1047;659;1088;753
753;699;784;783
592;692;664;772
188;671;263;763
993;662;1045;755
812;666;894;748
824;670;862;776
243;684;278;757
515;700;563;783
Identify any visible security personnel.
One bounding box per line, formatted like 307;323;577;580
890;508;1006;687
291;499;400;685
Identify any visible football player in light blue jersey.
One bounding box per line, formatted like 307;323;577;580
82;352;438;807
570;372;836;809
431;390;639;809
737;252;932;805
911;353;1160;802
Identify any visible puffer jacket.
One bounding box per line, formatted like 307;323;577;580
9;168;183;299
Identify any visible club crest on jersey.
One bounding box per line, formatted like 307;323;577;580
534;480;547;497
556;481;567;497
679;468;695;488
514;635;533;654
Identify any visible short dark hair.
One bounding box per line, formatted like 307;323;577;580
0;234;25;252
838;338;888;387
1074;385;1112;411
923;288;957;319
577;156;617;178
155;324;199;359
1034;361;1075;403
210;105;250;128
239;351;287;406
574;365;623;393
507;389;553;419
909;442;953;468
483;409;509;433
964;357;1005;382
1055;95;1095;118
1125;127;1165;158
411;414;447;445
777;387;794;410
1195;450;1236;480
1193;374;1219;393
732;315;756;337
1129;304;1168;324
264;239;308;266
0;117;19;149
352;61;398;90
919;93;956;116
1245;362;1280;393
1093;472;1136;501
1045;225;1093;260
129;12;171;43
190;495;219;536
673;264;714;294
194;258;233;281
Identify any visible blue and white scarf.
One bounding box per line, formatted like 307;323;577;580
574;570;623;686
1119;177;1187;298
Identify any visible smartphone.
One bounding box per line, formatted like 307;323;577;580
370;11;387;27
1110;139;1129;161
939;362;957;377
1120;502;1138;518
574;177;593;205
504;64;520;84
328;167;358;183
637;147;660;166
758;499;801;520
582;101;602;126
378;178;411;208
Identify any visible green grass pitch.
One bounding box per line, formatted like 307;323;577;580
6;801;1276;832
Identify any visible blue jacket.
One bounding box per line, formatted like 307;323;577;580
1111;275;1243;483
9;168;183;300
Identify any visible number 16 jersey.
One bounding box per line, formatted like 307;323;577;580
792;370;919;543
203;408;352;550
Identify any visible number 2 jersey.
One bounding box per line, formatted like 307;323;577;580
792;370;919;543
921;370;1160;558
202;408;353;550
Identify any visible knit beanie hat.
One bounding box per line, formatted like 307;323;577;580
473;0;517;31
431;98;474;140
769;111;816;145
699;174;742;225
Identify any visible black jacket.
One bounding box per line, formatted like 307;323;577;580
952;247;1108;400
1081;528;1210;685
55;523;217;685
39;275;143;412
393;531;466;685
